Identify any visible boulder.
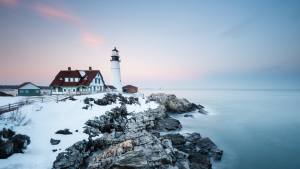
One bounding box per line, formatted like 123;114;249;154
110;150;149;169
184;114;193;118
50;138;61;145
148;93;203;113
188;152;212;169
196;137;223;157
156;118;182;131
55;129;73;135
0;133;31;159
161;133;186;145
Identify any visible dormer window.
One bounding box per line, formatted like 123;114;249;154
70;78;73;82
84;76;88;80
75;78;78;82
59;78;63;80
65;78;69;82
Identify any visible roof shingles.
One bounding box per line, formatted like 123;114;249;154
50;70;101;87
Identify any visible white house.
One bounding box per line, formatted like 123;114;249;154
49;67;105;95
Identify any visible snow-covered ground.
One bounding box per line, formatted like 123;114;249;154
0;92;158;169
0;96;26;107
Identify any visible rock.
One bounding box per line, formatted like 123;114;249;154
75;130;78;132
161;133;186;145
84;97;90;104
156;118;182;131
50;138;61;145
213;154;221;161
0;133;31;159
55;129;73;135
52;149;57;152
110;150;149;169
196;137;223;157
184;114;193;118
148;93;202;113
198;109;207;115
82;105;89;109
175;159;190;169
88;140;134;169
184;133;201;142
188;152;212;169
1;128;15;138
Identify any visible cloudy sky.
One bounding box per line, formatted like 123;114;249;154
0;0;299;89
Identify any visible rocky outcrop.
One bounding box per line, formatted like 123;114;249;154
0;128;31;159
52;93;222;169
148;93;204;114
94;93;140;106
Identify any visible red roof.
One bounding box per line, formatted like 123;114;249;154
122;85;137;89
14;82;40;89
104;84;116;89
49;70;103;87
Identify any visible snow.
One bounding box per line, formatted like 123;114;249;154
79;71;86;77
0;97;26;107
0;92;158;169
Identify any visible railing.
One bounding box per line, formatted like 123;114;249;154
0;90;144;115
0;95;69;115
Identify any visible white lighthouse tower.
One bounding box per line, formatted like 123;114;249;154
110;47;122;92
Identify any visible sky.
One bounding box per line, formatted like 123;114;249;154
0;0;299;89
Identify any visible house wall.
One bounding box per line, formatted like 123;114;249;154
89;72;105;92
17;83;41;96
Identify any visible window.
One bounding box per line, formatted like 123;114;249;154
35;90;39;93
73;89;75;92
75;78;78;82
25;90;29;93
53;88;56;92
64;89;66;92
59;78;63;80
58;88;62;92
65;78;69;82
70;78;73;82
20;90;24;93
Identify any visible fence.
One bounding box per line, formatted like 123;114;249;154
0;91;144;115
0;95;69;115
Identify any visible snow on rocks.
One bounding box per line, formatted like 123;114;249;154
148;93;204;114
0;128;31;159
0;92;222;169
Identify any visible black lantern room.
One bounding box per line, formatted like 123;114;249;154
111;47;120;61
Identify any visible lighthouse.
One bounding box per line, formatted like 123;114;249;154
110;47;122;92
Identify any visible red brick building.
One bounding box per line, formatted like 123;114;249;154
122;85;138;93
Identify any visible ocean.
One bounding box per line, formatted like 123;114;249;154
139;89;300;169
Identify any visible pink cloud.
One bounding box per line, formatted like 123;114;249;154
81;32;105;50
0;0;18;8
33;4;83;23
82;32;105;44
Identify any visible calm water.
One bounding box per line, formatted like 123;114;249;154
140;89;300;169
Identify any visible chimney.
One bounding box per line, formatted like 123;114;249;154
68;67;71;72
89;67;92;71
